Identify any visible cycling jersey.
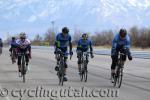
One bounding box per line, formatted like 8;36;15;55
112;33;130;50
16;39;31;49
111;33;131;57
77;38;93;52
56;33;71;48
10;40;17;47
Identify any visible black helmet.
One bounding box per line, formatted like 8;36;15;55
62;27;69;34
12;37;16;40
119;28;127;38
82;33;88;40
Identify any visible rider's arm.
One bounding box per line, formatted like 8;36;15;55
55;35;59;49
1;41;3;47
125;35;131;56
112;35;118;50
89;40;93;52
76;40;81;51
26;39;32;58
69;36;72;52
15;39;20;48
111;35;118;56
89;40;94;58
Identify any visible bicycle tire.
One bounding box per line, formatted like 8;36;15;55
113;75;117;87
118;68;123;88
113;66;119;87
84;64;88;82
59;59;65;86
21;54;26;83
80;64;84;82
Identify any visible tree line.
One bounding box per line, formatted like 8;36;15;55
4;26;150;48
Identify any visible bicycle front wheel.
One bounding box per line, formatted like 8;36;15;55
80;64;84;82
58;60;65;86
21;55;26;83
117;68;123;88
84;66;88;82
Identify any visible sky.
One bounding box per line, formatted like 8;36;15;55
0;0;150;40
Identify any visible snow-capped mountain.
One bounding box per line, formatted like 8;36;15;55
0;0;150;34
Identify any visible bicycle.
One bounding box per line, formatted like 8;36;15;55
80;51;91;82
11;48;17;64
18;51;29;83
113;51;126;88
55;49;72;86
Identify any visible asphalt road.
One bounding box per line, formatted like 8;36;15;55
0;47;150;100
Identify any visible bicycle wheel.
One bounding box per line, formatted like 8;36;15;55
80;64;84;82
113;66;118;87
59;60;64;86
113;75;117;87
21;55;26;83
118;68;123;88
84;65;88;82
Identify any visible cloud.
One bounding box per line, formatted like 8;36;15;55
28;15;37;22
0;0;150;36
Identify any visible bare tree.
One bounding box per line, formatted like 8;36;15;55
44;28;56;46
130;26;139;47
72;29;82;45
32;34;43;45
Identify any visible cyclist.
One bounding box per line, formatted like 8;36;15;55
9;37;17;63
111;28;132;82
16;32;31;74
54;27;73;81
0;38;3;55
76;33;94;74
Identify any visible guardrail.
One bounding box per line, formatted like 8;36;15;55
32;46;150;59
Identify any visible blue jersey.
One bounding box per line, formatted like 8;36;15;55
10;40;17;46
112;33;131;50
77;38;93;52
56;33;71;48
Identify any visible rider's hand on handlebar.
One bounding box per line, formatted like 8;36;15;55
29;54;32;59
128;55;132;60
70;51;73;55
90;52;94;58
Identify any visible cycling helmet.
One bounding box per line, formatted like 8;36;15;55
119;28;127;38
12;37;16;40
82;33;88;40
62;27;69;34
20;32;26;39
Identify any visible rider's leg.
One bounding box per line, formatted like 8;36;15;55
64;57;68;75
78;58;81;73
9;47;12;53
55;55;59;71
77;50;82;72
111;54;118;76
17;56;21;72
25;54;29;66
63;57;68;81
